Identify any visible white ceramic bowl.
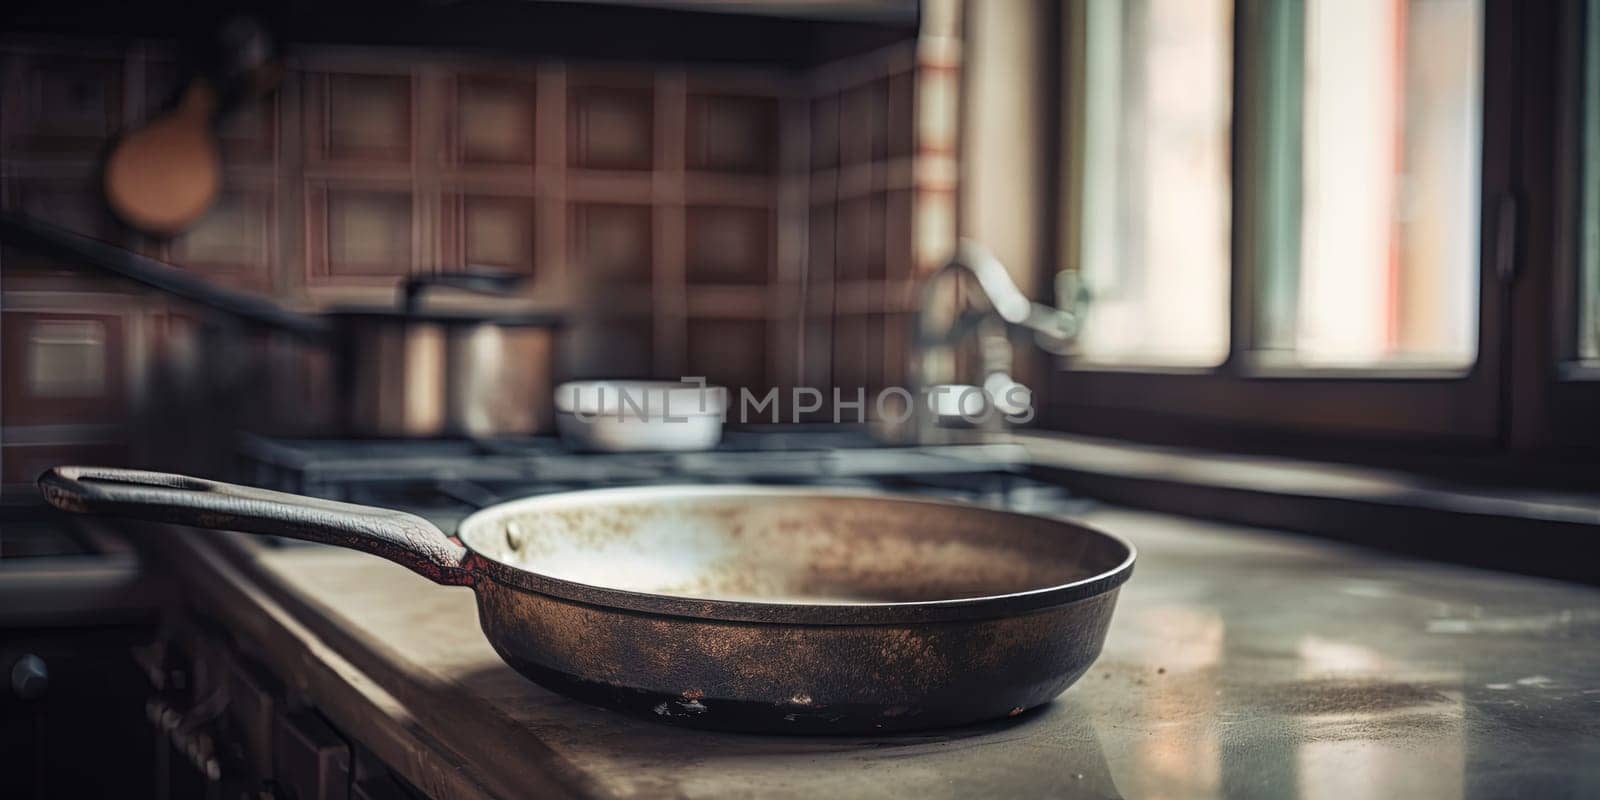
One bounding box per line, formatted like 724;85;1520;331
553;380;728;452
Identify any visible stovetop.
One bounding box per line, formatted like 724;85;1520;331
236;426;1085;533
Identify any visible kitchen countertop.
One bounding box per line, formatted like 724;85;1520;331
143;504;1600;799
1012;431;1600;584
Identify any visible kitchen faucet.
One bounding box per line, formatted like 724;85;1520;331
909;239;1079;442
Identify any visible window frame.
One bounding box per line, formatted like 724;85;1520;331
1035;0;1521;453
1509;0;1600;452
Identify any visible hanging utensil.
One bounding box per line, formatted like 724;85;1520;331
102;81;224;236
101;16;283;237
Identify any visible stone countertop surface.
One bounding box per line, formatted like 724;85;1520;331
155;505;1600;799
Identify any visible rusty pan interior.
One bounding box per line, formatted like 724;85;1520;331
458;486;1132;611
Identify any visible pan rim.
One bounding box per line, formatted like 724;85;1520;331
456;484;1136;625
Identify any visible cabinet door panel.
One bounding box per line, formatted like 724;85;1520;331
686;94;777;174
571;203;652;285
306;72;413;163
687;318;767;390
568;85;654;171
4;55;123;154
1;312;126;426
461;195;536;274
308;186;415;281
455;76;537;164
686;206;770;284
169;189;276;290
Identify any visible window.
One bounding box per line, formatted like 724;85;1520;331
1579;0;1600;362
1071;0;1484;369
1077;0;1234;366
1047;0;1513;446
1527;0;1600;452
1282;0;1483;367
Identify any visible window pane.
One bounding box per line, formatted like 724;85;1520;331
1289;0;1482;367
1077;0;1234;366
1580;0;1600;361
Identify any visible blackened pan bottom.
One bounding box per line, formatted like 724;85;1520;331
510;660;1053;735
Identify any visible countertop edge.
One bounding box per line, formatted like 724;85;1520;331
1012;431;1600;584
119;519;601;800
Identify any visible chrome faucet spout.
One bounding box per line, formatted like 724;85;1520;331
916;240;1077;349
908;240;1079;443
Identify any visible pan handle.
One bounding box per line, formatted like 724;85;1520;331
38;466;476;586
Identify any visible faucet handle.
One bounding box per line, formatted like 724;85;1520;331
983;373;1034;419
1041;270;1091;353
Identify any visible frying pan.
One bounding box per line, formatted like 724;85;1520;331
39;466;1135;734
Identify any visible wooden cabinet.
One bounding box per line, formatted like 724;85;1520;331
1;311;126;427
686;94;778;174
451;75;537;165
145;58;277;162
0;31;946;427
686;205;771;284
3;175;121;244
687;318;768;391
306;185;416;282
568;83;654;171
306;71;414;164
571;202;653;286
167;188;277;291
0;52;123;155
445;193;538;275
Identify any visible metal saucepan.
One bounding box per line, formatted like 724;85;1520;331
0;214;562;438
328;270;562;438
39;466;1134;734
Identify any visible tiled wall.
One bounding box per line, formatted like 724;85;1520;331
804;21;960;406
0;15;960;484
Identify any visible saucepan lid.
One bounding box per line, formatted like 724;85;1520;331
324;266;565;327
